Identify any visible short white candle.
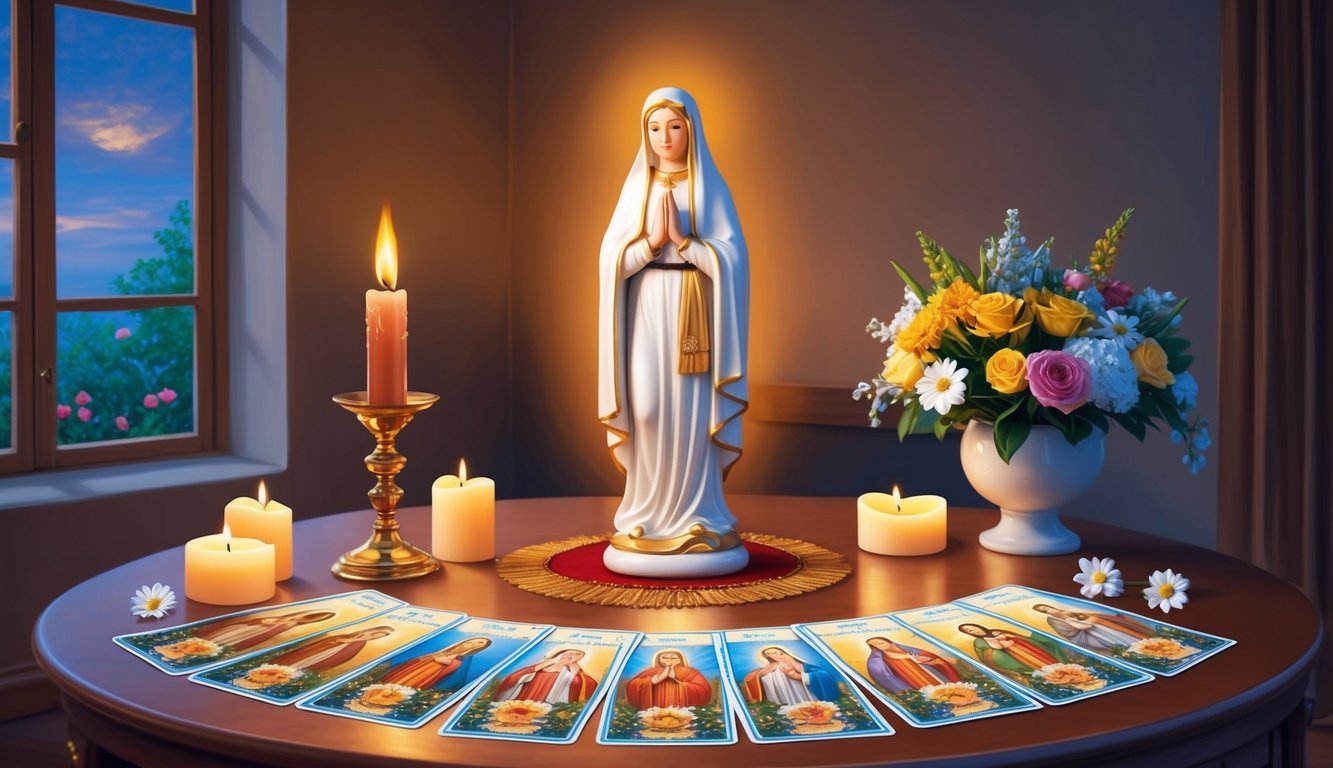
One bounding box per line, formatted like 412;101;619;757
184;525;276;605
858;485;947;556
432;459;496;562
224;480;293;581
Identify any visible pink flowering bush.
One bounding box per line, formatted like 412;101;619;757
56;404;72;420
54;202;195;446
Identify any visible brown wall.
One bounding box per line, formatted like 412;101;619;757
13;0;1222;678
508;0;1220;546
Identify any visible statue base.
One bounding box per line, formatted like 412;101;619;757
602;544;749;579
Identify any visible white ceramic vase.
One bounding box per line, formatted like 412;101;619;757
960;421;1104;556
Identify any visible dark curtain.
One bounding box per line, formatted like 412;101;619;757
1218;0;1333;719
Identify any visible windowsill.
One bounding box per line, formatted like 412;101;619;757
0;454;284;511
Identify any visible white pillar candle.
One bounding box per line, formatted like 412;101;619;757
432;460;496;562
858;486;947;556
184;526;276;605
224;480;293;580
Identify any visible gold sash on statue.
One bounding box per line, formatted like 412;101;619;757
677;255;710;374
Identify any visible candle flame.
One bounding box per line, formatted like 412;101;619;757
257;479;269;506
458;458;468;483
375;203;399;290
891;485;902;512
222;523;233;551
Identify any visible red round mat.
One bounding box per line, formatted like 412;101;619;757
495;533;851;608
548;540;799;589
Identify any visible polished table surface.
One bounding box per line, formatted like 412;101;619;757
35;497;1322;767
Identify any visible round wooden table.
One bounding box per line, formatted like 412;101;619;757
34;497;1321;767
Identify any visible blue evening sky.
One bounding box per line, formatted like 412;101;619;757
2;1;198;301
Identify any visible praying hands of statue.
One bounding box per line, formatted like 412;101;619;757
433;653;458;665
651;665;677;684
779;661;803;680
644;194;688;255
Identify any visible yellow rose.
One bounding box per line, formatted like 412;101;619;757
968;292;1030;339
1026;288;1094;337
1130;338;1176;388
894;305;946;362
985;349;1028;394
882;347;924;390
929;280;981;325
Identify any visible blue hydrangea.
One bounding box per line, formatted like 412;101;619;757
984;209;1051;295
1063;337;1139;413
1171;371;1199;410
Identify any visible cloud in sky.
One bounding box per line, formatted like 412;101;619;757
56;207;152;233
65;103;172;153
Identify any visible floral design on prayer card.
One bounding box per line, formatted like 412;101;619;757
596;632;737;746
114;590;407;675
189;607;465;705
718;627;893;744
439;627;641;744
297;618;552;728
957;585;1235;676
794;616;1041;727
890;603;1151;706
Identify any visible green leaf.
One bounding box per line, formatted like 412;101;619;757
993;418;1032;464
1159;337;1191;356
933;416;950;439
1112;411;1148;441
896;400;920;442
1081;408;1111;434
1168;354;1194;374
954;257;981;291
978;244;990;293
1067;416;1094;446
1136;391;1163;419
891;261;930;303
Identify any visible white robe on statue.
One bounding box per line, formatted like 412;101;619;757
597;87;748;541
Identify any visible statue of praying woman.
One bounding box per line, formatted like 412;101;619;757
598;87;749;578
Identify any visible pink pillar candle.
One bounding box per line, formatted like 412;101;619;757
366;204;408;404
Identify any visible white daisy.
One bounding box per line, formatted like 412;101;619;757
1144;569;1190;613
1073;557;1124;598
131;582;177;619
915;358;968;416
1089;310;1145;350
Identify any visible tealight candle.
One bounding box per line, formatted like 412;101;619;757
184;525;276;605
431;459;496;562
224;480;294;580
858;485;947;556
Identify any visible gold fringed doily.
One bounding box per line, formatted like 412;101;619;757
495;533;851;609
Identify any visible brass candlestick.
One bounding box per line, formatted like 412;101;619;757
331;391;441;581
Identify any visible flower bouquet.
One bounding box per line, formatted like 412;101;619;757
857;208;1210;473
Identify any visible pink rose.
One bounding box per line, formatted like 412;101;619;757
158;388;177;404
143;393;160;409
77;407;93;422
56;404;72;420
115;327;131;340
1100;279;1134;309
75;390;92;406
1026;350;1093;415
1063;270;1094;292
115;416;129;431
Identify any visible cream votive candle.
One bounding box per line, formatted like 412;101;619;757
185;526;276;605
858;486;947;556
